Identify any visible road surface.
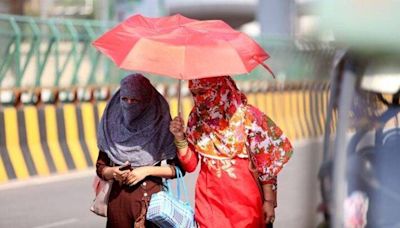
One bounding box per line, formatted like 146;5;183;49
0;139;323;228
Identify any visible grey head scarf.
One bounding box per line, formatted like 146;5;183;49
97;73;176;167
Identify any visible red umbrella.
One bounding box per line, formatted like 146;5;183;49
92;14;274;111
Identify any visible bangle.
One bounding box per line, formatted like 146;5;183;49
264;199;275;205
174;138;188;149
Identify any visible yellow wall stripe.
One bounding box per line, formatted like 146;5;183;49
24;106;50;176
81;103;99;163
63;104;87;170
295;90;306;140
312;90;322;136
255;92;267;114
44;106;68;173
169;97;178;118
181;97;192;122
319;90;328;134
97;101;107;120
287;90;296;139
264;92;274;118
332;109;338;133
247;93;257;107
3;107;29;179
304;90;314;137
0;156;8;182
167;96;192;121
271;92;287;139
297;90;310;139
282;91;295;140
319;91;326;135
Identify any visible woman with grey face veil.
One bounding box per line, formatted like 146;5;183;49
96;73;182;228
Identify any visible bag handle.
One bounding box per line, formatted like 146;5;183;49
176;166;189;202
165;166;189;202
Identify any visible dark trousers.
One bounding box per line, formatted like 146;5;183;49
106;179;161;228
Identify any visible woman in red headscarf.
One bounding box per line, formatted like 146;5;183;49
170;76;293;228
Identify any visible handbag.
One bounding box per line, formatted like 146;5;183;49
90;175;113;217
146;167;196;228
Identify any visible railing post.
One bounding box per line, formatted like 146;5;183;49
10;17;21;87
28;18;42;87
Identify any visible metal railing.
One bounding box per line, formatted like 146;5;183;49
0;14;336;91
0;14;125;90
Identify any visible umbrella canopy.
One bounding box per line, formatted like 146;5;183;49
92;14;273;80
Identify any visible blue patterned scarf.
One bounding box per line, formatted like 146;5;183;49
97;73;176;167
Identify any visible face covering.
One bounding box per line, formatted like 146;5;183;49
119;75;154;130
97;73;176;167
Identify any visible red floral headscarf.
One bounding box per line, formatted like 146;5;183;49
187;76;293;183
186;76;248;158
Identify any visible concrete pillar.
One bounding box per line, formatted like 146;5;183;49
99;0;110;21
257;0;295;38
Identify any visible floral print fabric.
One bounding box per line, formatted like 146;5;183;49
245;105;293;184
187;76;293;184
187;76;247;158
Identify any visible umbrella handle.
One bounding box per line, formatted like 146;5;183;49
177;79;182;116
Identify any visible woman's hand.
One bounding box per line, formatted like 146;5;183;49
113;168;130;185
102;163;130;184
262;183;276;224
170;116;185;140
125;167;149;186
263;201;275;224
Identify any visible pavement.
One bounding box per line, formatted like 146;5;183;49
0;139;324;228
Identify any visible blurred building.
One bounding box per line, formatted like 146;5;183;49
166;0;317;39
0;0;24;14
1;0;318;39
